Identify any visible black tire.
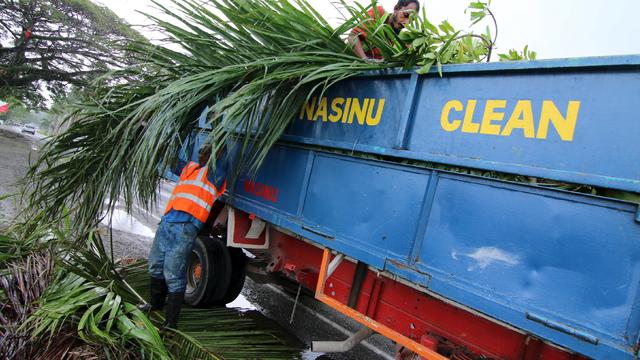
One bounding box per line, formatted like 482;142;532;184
184;235;231;307
213;247;247;306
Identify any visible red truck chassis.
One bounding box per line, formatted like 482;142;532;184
230;208;586;360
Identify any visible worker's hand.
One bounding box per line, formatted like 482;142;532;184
364;57;385;64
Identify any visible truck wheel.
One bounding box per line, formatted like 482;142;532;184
184;235;231;307
213;247;247;305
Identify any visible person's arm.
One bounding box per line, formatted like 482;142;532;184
206;158;227;191
349;6;386;62
349;32;368;60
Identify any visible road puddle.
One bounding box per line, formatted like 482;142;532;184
226;293;258;312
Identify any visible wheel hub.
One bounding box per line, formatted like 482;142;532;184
187;251;203;293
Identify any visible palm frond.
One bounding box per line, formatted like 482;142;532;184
173;308;298;360
1;225;298;359
125;259;299;359
22;0;501;235
21;0;388;233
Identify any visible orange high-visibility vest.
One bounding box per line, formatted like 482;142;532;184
164;161;227;223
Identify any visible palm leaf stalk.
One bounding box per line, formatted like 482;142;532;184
21;0;499;235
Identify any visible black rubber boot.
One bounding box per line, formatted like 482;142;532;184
138;277;167;314
150;277;168;311
163;292;185;330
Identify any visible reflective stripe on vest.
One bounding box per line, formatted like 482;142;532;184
179;167;220;197
173;193;212;212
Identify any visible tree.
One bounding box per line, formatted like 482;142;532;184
0;0;145;108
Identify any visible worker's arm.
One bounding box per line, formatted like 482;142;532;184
349;32;369;60
207;157;227;191
349;6;386;62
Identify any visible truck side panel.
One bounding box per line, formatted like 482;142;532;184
284;57;640;192
226;143;640;359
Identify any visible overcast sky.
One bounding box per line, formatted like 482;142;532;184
97;0;640;60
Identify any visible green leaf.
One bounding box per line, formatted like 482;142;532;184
470;11;486;25
398;29;414;41
412;37;426;48
424;19;439;34
416;61;434;74
439;20;456;34
468;1;487;10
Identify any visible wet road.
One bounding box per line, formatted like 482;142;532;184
0;126;34;227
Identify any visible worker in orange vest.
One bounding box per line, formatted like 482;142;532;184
350;0;420;61
143;143;227;330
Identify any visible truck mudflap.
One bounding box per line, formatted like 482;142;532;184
225;207;269;249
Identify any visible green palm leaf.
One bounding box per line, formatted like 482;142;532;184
19;0;507;235
2;227;299;359
21;0;390;233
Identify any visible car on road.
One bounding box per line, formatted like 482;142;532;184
21;123;37;135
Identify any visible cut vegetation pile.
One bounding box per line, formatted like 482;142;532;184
0;226;298;359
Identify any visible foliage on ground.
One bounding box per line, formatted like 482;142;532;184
0;223;298;359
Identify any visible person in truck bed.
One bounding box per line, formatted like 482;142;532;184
142;143;227;330
349;0;420;61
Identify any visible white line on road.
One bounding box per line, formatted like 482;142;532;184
265;284;394;360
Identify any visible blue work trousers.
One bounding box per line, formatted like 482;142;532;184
148;220;198;293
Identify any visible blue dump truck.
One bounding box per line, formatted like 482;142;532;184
173;56;640;359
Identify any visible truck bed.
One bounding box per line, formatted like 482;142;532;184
191;55;640;359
